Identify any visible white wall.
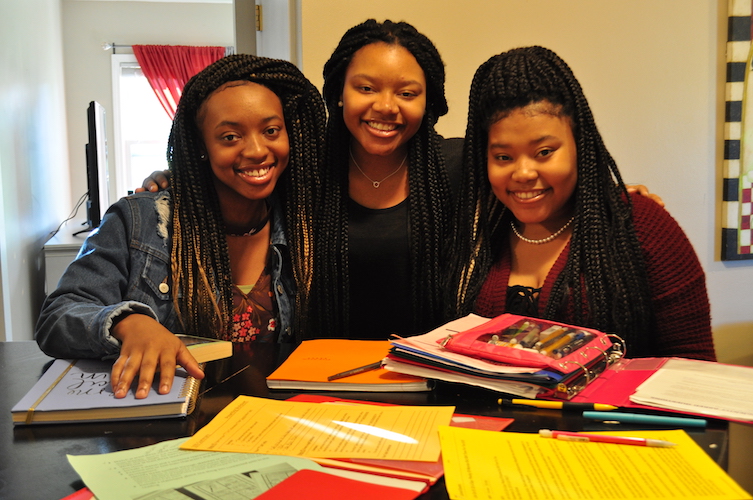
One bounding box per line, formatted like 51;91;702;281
301;0;753;367
0;0;70;341
61;0;234;216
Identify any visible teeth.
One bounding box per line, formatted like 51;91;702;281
368;121;398;131
514;190;545;200
239;167;270;178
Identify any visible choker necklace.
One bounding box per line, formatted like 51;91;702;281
511;215;575;245
349;149;408;188
225;207;271;237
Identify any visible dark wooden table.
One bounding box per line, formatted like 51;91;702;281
0;341;730;499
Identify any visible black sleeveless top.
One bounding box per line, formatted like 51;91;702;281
348;198;411;339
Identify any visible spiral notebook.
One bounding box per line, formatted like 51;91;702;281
11;358;202;425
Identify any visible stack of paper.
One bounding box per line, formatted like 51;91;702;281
385;315;598;399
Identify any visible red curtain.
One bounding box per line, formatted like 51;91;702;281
132;45;226;119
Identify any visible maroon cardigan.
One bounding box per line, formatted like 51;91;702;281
474;193;716;361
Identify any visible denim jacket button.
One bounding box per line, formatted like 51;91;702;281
159;283;169;293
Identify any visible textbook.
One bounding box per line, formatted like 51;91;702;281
11;358;202;425
176;333;232;363
266;339;430;392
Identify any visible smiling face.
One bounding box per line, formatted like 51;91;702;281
341;42;426;161
487;102;578;234
198;82;289;211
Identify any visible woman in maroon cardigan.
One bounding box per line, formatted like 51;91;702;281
447;46;716;361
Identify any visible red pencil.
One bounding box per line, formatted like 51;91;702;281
539;429;676;447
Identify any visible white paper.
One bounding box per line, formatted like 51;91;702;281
629;358;753;422
389;314;540;375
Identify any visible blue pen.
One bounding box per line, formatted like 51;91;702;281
582;411;707;428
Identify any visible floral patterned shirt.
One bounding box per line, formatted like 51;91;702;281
228;268;277;342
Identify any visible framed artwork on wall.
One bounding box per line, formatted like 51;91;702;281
723;0;753;260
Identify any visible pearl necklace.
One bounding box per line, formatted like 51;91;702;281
349;149;408;188
511;215;575;245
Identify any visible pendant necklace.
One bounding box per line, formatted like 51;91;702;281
350;149;408;188
511;215;575;245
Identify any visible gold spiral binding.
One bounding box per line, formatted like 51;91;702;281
179;363;205;416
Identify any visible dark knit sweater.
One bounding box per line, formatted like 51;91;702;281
474;193;716;361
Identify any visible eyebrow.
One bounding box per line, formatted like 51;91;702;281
213;115;283;130
488;135;558;149
349;73;424;87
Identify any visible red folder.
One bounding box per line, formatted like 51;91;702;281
569;357;668;407
253;469;425;500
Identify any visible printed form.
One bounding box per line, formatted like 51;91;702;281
439;427;751;500
180;395;454;461
630;358;753;422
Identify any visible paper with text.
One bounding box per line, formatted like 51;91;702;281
67;437;322;500
439;427;751;500
180;395;453;461
629;358;753;422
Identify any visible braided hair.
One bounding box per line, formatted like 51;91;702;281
307;19;453;338
168;54;325;338
448;46;654;355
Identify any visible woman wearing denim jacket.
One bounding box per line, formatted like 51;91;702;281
35;55;326;399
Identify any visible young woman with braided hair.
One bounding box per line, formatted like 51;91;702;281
306;19;462;339
36;54;326;398
447;46;715;360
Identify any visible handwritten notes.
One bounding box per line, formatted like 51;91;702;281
64;364;110;397
180;395;454;461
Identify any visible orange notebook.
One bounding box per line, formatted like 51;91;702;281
266;339;430;392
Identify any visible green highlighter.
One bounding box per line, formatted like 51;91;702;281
582;411;707;428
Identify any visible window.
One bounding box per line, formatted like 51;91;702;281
111;54;172;198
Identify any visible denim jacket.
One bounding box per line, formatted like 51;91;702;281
35;191;295;360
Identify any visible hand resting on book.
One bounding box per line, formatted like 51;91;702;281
112;314;204;399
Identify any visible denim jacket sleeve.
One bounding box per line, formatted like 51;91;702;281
267;195;296;343
35;192;178;360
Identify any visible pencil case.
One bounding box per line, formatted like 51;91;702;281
437;314;617;376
